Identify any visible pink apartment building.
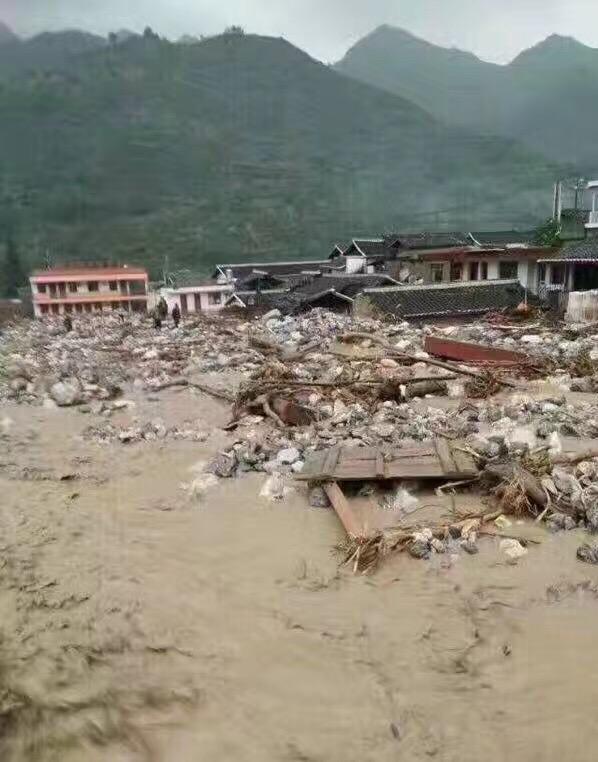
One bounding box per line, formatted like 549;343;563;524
30;265;149;318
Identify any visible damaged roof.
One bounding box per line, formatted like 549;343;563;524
292;273;398;299
359;279;526;319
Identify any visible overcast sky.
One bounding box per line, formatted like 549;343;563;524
2;0;597;63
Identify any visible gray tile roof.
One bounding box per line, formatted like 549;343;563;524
468;230;538;247
343;239;388;258
546;238;598;262
213;260;330;279
386;232;469;250
359;280;526;319
292;273;398;299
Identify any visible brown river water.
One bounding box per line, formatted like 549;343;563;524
1;389;598;762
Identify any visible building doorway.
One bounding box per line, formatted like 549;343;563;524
180;294;188;315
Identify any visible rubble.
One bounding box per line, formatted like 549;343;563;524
6;307;598;571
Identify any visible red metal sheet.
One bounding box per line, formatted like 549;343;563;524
424;335;527;365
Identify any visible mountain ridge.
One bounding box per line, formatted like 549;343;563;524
0;31;562;274
335;25;598;168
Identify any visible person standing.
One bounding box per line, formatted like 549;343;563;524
172;303;181;328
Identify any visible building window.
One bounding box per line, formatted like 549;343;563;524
51;304;60;315
84;304;92;313
552;265;565;285
69;282;78;292
94;303;103;312
499;261;519;280
109;281;118;291
538;264;546;283
49;284;57;298
88;281;99;292
38;283;47;294
450;263;463;282
194;294;202;311
111;302;120;310
65;304;73;313
75;304;83;313
40;304;49;314
469;262;479;281
480;262;488;280
208;292;222;306
430;264;444;283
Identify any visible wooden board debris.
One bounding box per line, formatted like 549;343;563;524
297;440;478;482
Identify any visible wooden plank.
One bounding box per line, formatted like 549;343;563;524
321;446;341;479
449;443;479;476
424;335;527;365
435;438;456;475
323;482;370;539
375;451;385;479
297;441;479;481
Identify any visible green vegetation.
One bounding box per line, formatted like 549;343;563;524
0;32;564;276
1;235;26;297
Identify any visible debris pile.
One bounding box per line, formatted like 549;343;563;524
5;307;598;571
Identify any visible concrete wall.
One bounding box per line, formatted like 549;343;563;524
163;287;233;314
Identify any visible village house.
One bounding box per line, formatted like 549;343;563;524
161;275;234;315
30;265;148;318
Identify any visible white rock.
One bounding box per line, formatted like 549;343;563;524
394;339;411;352
112;399;135;410
143;349;159;360
260;473;293;501
507;426;537;450
291;460;304;473
42;397;58;410
187;473;219;500
277;447;301;464
380;358;399;369
520;335;543;345
50;379;82;407
262;309;281;322
500;539;528;561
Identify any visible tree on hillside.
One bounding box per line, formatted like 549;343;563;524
2;236;26;298
224;26;245;35
143;27;160;40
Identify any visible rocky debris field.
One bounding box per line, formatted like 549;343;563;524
4;309;598;566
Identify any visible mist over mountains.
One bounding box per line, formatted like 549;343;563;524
0;21;587;274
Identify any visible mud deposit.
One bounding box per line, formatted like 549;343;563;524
2;393;598;762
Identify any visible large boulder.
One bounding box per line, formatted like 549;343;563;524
50;378;83;407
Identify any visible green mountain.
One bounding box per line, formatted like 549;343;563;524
0;31;562;276
0;29;106;80
336;26;598;168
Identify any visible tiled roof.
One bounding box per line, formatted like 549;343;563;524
292;273;398;298
344;239;388;257
386;232;469;250
213;260;330;279
468;230;537;246
546;238;598;262
359;280;526;319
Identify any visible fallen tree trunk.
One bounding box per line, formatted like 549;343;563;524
152;379;235;402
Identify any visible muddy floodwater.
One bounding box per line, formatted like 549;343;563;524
2;390;598;762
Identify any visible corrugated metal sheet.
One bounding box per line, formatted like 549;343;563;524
566;290;598;322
